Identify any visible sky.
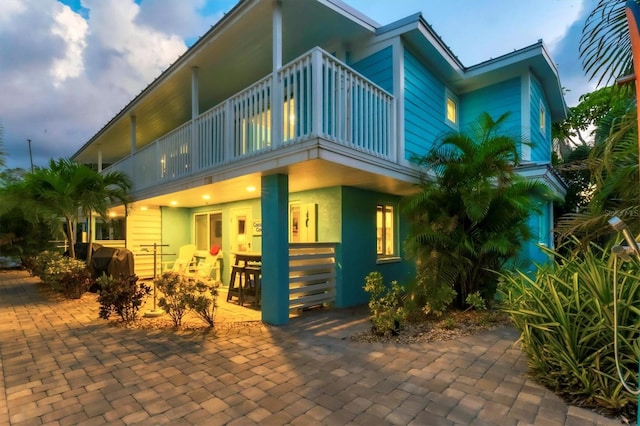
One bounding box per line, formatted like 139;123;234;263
0;0;599;171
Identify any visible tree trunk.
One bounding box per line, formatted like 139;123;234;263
66;217;76;258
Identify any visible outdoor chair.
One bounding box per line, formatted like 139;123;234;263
192;248;223;283
164;244;196;275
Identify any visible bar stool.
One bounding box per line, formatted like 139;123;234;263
243;265;261;307
227;264;245;303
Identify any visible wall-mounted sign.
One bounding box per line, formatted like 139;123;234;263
252;221;262;235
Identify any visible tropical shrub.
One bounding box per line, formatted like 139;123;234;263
97;274;151;323
187;278;221;327
465;291;487;311
28;251;91;298
45;257;92;299
26;250;63;278
405;112;553;310
155;272;195;328
499;240;640;414
364;272;407;335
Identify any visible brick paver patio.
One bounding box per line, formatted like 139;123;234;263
0;270;619;425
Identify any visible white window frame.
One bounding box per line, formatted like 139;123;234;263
539;100;546;134
376;203;399;262
445;88;459;129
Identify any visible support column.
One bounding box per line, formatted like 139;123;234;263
260;174;289;325
97;150;102;173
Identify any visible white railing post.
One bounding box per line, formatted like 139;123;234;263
311;48;323;138
224;99;233;163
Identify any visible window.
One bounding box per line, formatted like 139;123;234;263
95;217;126;240
376;204;395;257
445;89;458;128
539;101;546;133
446;97;457;124
194;212;223;251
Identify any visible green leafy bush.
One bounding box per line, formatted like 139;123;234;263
364;272;407;336
187;279;220;327
155;272;195;328
26;250;63;279
414;262;457;317
465;291;487;311
97;274;151;323
499;241;640;414
29;252;91;299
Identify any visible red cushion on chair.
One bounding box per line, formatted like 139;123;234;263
209;245;221;256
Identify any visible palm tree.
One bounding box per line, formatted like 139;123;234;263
580;0;635;86
404;112;553;309
20;159;131;259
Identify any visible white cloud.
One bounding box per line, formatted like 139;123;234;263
0;0;26;26
83;0;187;84
51;3;88;86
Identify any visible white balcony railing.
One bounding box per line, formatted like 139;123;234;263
104;47;395;192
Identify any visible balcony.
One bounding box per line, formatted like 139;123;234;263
104;47;396;193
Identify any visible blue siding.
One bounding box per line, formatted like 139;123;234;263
518;200;554;273
351;46;393;93
404;49;452;160
460;78;522;141
339;186;413;307
530;76;551;162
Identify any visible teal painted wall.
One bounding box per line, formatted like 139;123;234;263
530;76;551;162
289;186;341;242
351;46;394;93
338;187;414;308
517;200;553;274
460;77;522;145
160;206;191;265
404;48;452;160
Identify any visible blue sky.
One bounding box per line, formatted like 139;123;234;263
0;0;596;170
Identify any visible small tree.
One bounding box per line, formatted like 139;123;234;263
187;279;220;327
155;272;194;328
404;112;553;309
97;274;151;323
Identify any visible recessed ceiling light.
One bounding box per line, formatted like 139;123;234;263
202;194;211;200
140;206;148;211
246;186;256;192
109;212;116;218
170;201;178;206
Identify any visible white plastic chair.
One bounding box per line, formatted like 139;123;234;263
165;244;197;275
193;250;223;283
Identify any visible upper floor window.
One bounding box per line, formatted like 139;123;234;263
376;204;396;257
539;101;546;133
445;89;458;128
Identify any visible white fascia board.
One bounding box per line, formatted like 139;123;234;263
517;163;567;197
320;0;380;30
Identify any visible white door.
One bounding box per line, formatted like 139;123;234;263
231;207;251;253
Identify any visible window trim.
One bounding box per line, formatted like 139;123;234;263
376;203;398;259
445;88;459;129
539;100;546;134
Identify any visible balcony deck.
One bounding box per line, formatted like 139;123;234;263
104;48;396;195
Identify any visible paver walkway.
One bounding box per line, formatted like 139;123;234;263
0;270;620;425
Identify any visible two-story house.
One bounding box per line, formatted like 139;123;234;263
71;0;566;324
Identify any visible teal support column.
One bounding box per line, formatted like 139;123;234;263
260;174;289;325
